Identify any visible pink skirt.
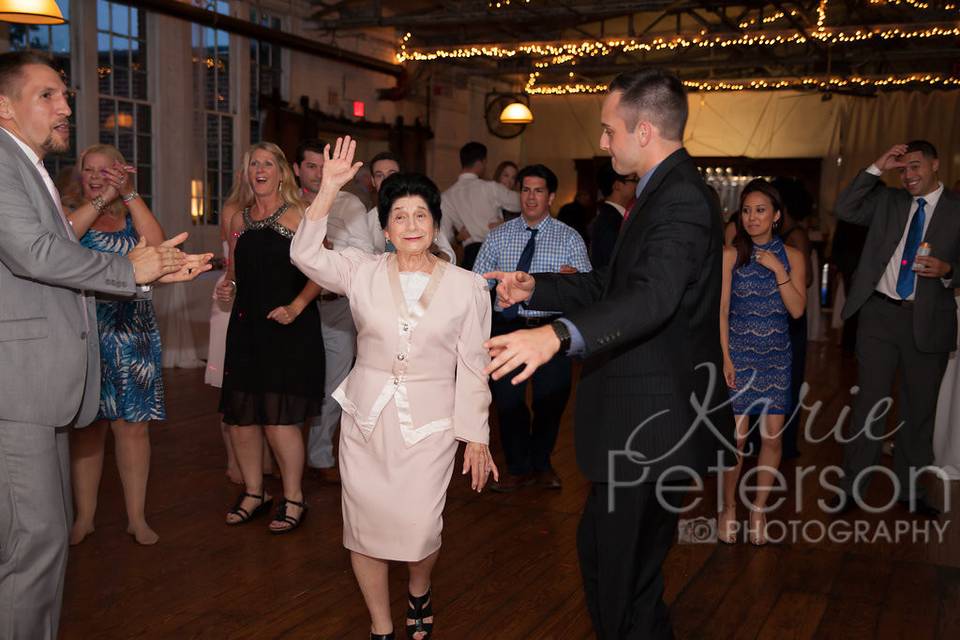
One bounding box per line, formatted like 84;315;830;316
339;398;458;562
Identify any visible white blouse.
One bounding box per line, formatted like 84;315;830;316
399;271;431;307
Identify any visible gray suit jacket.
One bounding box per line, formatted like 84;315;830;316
836;169;960;353
0;129;136;428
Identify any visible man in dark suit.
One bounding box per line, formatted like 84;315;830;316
483;68;734;639
589;163;637;269
829;141;960;518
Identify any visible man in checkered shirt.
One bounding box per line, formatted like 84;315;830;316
473;164;591;492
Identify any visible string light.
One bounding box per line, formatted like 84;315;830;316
869;0;956;8
816;0;828;31
523;71;960;95
396;24;960;63
487;0;533;8
739;10;801;29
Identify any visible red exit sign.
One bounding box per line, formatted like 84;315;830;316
353;101;365;118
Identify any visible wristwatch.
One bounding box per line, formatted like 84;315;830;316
550;320;571;353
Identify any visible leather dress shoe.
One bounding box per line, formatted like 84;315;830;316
899;497;941;518
534;470;562;490
489;472;535;493
825;492;857;516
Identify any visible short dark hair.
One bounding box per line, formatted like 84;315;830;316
377;172;443;229
608;68;688;141
597;163;631;198
459;142;487;168
369;150;400;170
0;51;59;99
295;138;328;166
905;140;938;160
517;164;558;194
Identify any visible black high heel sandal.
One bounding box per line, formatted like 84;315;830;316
369;633;394;640
226;492;272;525
269;497;308;534
406;588;434;640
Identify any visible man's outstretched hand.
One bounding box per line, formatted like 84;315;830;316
483;326;560;385
482;270;535;309
129;232;214;284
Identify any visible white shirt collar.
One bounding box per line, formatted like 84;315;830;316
0;126;43;168
916;182;944;211
457;172;480;181
606;201;626;216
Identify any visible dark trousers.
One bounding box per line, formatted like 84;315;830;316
490;316;572;475
578;482;684;640
782;313;807;457
841;295;948;501
461;242;482;272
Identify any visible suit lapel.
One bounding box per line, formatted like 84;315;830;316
922;188;960;247
603;148;691;289
0;128;72;242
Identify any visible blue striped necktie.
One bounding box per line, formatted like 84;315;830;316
895;197;926;299
501;227;538;319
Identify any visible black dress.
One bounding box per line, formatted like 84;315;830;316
219;206;325;426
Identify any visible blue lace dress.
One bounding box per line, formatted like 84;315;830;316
728;237;792;415
80;216;166;422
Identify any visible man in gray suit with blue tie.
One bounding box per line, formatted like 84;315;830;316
0;52;211;639
829;141;960;518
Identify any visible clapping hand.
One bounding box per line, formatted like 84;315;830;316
462;442;499;492
129;232;213;284
482;270;535;309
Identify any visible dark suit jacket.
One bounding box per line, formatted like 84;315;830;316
528;148;735;484
836;170;960;353
589;202;623;269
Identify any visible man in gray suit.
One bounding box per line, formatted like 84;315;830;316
829;141;960;518
0;52;211;639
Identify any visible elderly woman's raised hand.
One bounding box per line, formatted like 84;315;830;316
462;442;499;492
320;136;364;195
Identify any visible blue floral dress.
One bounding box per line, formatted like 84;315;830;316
728;237;792;415
80;216;166;422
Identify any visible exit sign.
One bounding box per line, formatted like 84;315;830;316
352;101;365;118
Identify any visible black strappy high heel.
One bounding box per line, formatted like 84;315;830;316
369;633;395;640
269;497;308;534
225;492;271;525
406;588;434;639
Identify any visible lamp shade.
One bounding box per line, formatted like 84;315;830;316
499;101;534;124
0;0;65;24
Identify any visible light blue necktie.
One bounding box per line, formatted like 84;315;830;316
895;197;927;299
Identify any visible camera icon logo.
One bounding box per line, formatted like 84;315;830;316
678;517;718;544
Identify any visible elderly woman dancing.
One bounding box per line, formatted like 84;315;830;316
291;137;498;640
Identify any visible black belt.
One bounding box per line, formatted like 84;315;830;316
494;314;560;328
320;292;343;302
872;291;914;309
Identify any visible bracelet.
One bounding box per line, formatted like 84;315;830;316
122;191;140;204
91;195;106;214
227;279;237;289
777;278;791;287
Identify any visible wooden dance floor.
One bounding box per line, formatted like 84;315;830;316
61;340;960;639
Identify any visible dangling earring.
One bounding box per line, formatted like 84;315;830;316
278;180;282;192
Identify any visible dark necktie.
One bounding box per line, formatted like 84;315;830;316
895;197;927;299
501;227;538;319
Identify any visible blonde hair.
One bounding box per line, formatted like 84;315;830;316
61;143;130;217
226;142;304;215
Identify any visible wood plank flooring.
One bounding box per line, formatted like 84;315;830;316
60;340;960;639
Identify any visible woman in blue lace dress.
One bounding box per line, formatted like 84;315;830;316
718;179;806;545
64;144;166;546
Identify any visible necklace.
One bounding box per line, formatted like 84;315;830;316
240;203;294;239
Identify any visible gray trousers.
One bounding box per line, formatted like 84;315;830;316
0;422;71;640
841;295;949;501
307;297;356;469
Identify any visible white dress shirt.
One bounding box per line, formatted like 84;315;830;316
439;172;520;246
867;164;945;300
324;190;376;253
